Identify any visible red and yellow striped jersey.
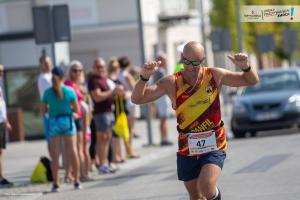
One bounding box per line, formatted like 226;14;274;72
175;67;227;156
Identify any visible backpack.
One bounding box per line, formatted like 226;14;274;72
30;156;53;183
40;156;53;181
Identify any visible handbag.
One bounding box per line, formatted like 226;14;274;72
113;96;130;141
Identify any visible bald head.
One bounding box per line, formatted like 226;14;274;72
183;41;205;60
93;57;107;77
94;57;106;67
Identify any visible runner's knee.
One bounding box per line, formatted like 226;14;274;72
198;183;215;198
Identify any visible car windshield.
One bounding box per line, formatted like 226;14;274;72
241;71;300;95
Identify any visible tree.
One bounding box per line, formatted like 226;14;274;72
210;0;300;66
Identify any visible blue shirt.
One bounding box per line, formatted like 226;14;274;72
42;86;77;118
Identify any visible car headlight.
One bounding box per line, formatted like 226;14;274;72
284;95;300;110
232;101;247;114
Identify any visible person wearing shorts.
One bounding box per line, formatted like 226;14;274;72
42;67;81;192
88;58;124;174
0;64;13;188
152;52;173;146
132;41;259;200
37;55;53;155
65;60;90;182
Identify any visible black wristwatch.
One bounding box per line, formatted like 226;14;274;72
139;74;149;82
242;66;251;72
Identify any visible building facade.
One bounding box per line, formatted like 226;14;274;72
0;0;205;138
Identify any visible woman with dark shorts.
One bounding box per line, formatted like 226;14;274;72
65;60;87;182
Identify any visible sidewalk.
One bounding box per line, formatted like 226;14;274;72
0;102;233;199
0;117;178;199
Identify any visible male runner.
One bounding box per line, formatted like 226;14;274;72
131;41;259;200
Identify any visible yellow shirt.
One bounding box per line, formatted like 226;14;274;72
175;67;227;156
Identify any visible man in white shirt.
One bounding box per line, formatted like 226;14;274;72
38;55;52;100
37;55;53;151
0;64;13;187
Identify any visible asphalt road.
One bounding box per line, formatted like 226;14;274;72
31;131;300;200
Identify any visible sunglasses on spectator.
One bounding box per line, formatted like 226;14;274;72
72;69;83;73
181;56;205;67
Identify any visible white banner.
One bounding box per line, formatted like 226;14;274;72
241;5;300;22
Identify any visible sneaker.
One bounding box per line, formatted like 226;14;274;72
74;182;82;190
160;140;173;146
109;163;119;173
51;184;60;192
0;178;13;188
98;165;112;174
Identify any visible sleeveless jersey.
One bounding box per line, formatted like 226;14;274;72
175;67;227;156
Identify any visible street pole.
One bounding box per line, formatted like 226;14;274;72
49;6;56;66
136;0;153;146
199;0;207;51
235;0;243;52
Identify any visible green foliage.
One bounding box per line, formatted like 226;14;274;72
210;0;300;61
210;0;237;50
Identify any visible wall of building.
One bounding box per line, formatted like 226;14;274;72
70;24;141;69
0;0;206;138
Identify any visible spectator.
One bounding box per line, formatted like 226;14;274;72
37;55;53;155
0;64;13;188
118;56;139;158
88;58;124;173
108;57;127;163
79;85;93;176
65;60;90;181
152;52;173;146
42;67;81;192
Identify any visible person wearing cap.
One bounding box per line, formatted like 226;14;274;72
0;64;13;188
42;66;81;192
132;41;259;200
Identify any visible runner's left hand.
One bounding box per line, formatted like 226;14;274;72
227;53;249;69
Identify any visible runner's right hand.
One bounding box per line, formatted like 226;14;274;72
141;61;162;79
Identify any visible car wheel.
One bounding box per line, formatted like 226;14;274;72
232;130;246;138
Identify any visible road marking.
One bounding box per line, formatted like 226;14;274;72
235;154;291;173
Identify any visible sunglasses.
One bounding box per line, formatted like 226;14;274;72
181;56;205;67
72;69;83;73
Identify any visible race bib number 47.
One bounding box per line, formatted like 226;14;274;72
188;130;217;155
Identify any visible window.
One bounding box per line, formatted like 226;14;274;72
4;68;43;138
